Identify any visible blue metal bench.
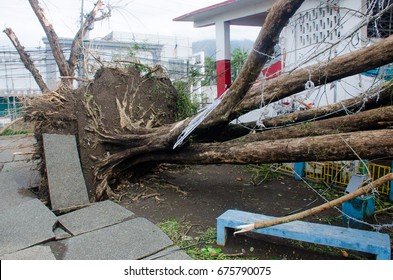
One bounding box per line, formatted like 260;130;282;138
217;209;391;260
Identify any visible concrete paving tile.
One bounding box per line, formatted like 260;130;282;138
0;199;57;256
1;161;40;188
53;227;72;240
58;200;135;236
0;173;37;213
60;218;173;260
0;245;56;260
43;134;89;212
0;135;35;163
143;246;193;260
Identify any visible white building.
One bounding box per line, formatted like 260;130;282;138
280;0;393;109
43;31;195;88
0;31;200;124
175;0;393;122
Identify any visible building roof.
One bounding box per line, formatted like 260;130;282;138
173;0;272;27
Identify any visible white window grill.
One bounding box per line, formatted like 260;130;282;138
292;3;341;47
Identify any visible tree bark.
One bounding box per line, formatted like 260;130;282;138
234;34;393;116
3;28;49;93
256;81;393;128
99;129;393;178
234;173;393;234
28;0;71;80
216;83;393;141
235;106;393;142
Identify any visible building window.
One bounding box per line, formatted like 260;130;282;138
367;0;393;38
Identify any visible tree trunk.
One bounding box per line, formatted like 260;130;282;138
99;129;393;179
257;81;393;128
234;34;393;115
202;0;305;128
28;0;71;81
235;106;393;142
3;28;49;93
216;83;393;141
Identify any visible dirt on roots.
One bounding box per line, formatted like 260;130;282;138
25;66;178;201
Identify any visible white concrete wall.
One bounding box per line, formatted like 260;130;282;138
107;31;192;62
280;0;376;108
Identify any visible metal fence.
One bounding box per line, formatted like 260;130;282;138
273;161;391;196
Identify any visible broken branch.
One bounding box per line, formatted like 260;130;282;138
235;34;393;116
234;173;393;235
68;0;107;77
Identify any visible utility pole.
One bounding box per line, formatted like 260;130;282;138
78;0;85;83
3;51;10;120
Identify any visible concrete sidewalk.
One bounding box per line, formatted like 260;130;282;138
0;134;191;260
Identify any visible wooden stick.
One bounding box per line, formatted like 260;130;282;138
234;173;393;235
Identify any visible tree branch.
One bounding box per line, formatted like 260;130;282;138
68;0;108;77
202;0;305;127
237;106;393;142
257;80;393;128
28;0;71;81
3;28;49;93
234;34;393;116
217;84;393;141
234;173;393;235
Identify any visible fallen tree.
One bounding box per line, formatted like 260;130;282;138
98;129;393;173
6;0;393;202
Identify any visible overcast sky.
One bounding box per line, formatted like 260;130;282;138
0;0;260;48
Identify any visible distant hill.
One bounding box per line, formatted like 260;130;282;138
192;39;254;58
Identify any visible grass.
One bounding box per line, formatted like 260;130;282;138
246;164;282;186
157;218;251;260
307;181;343;201
0;128;30;136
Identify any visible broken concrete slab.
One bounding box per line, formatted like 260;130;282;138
143;246;193;260
0;173;37;213
1;161;40;188
0;245;56;260
42;134;89;212
60;217;173;260
0;134;35;147
53;227;72;240
0;199;57;256
0;135;36;163
58;200;135;236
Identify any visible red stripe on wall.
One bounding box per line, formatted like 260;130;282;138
216;59;231;98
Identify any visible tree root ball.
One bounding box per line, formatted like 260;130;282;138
25;66;178;200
